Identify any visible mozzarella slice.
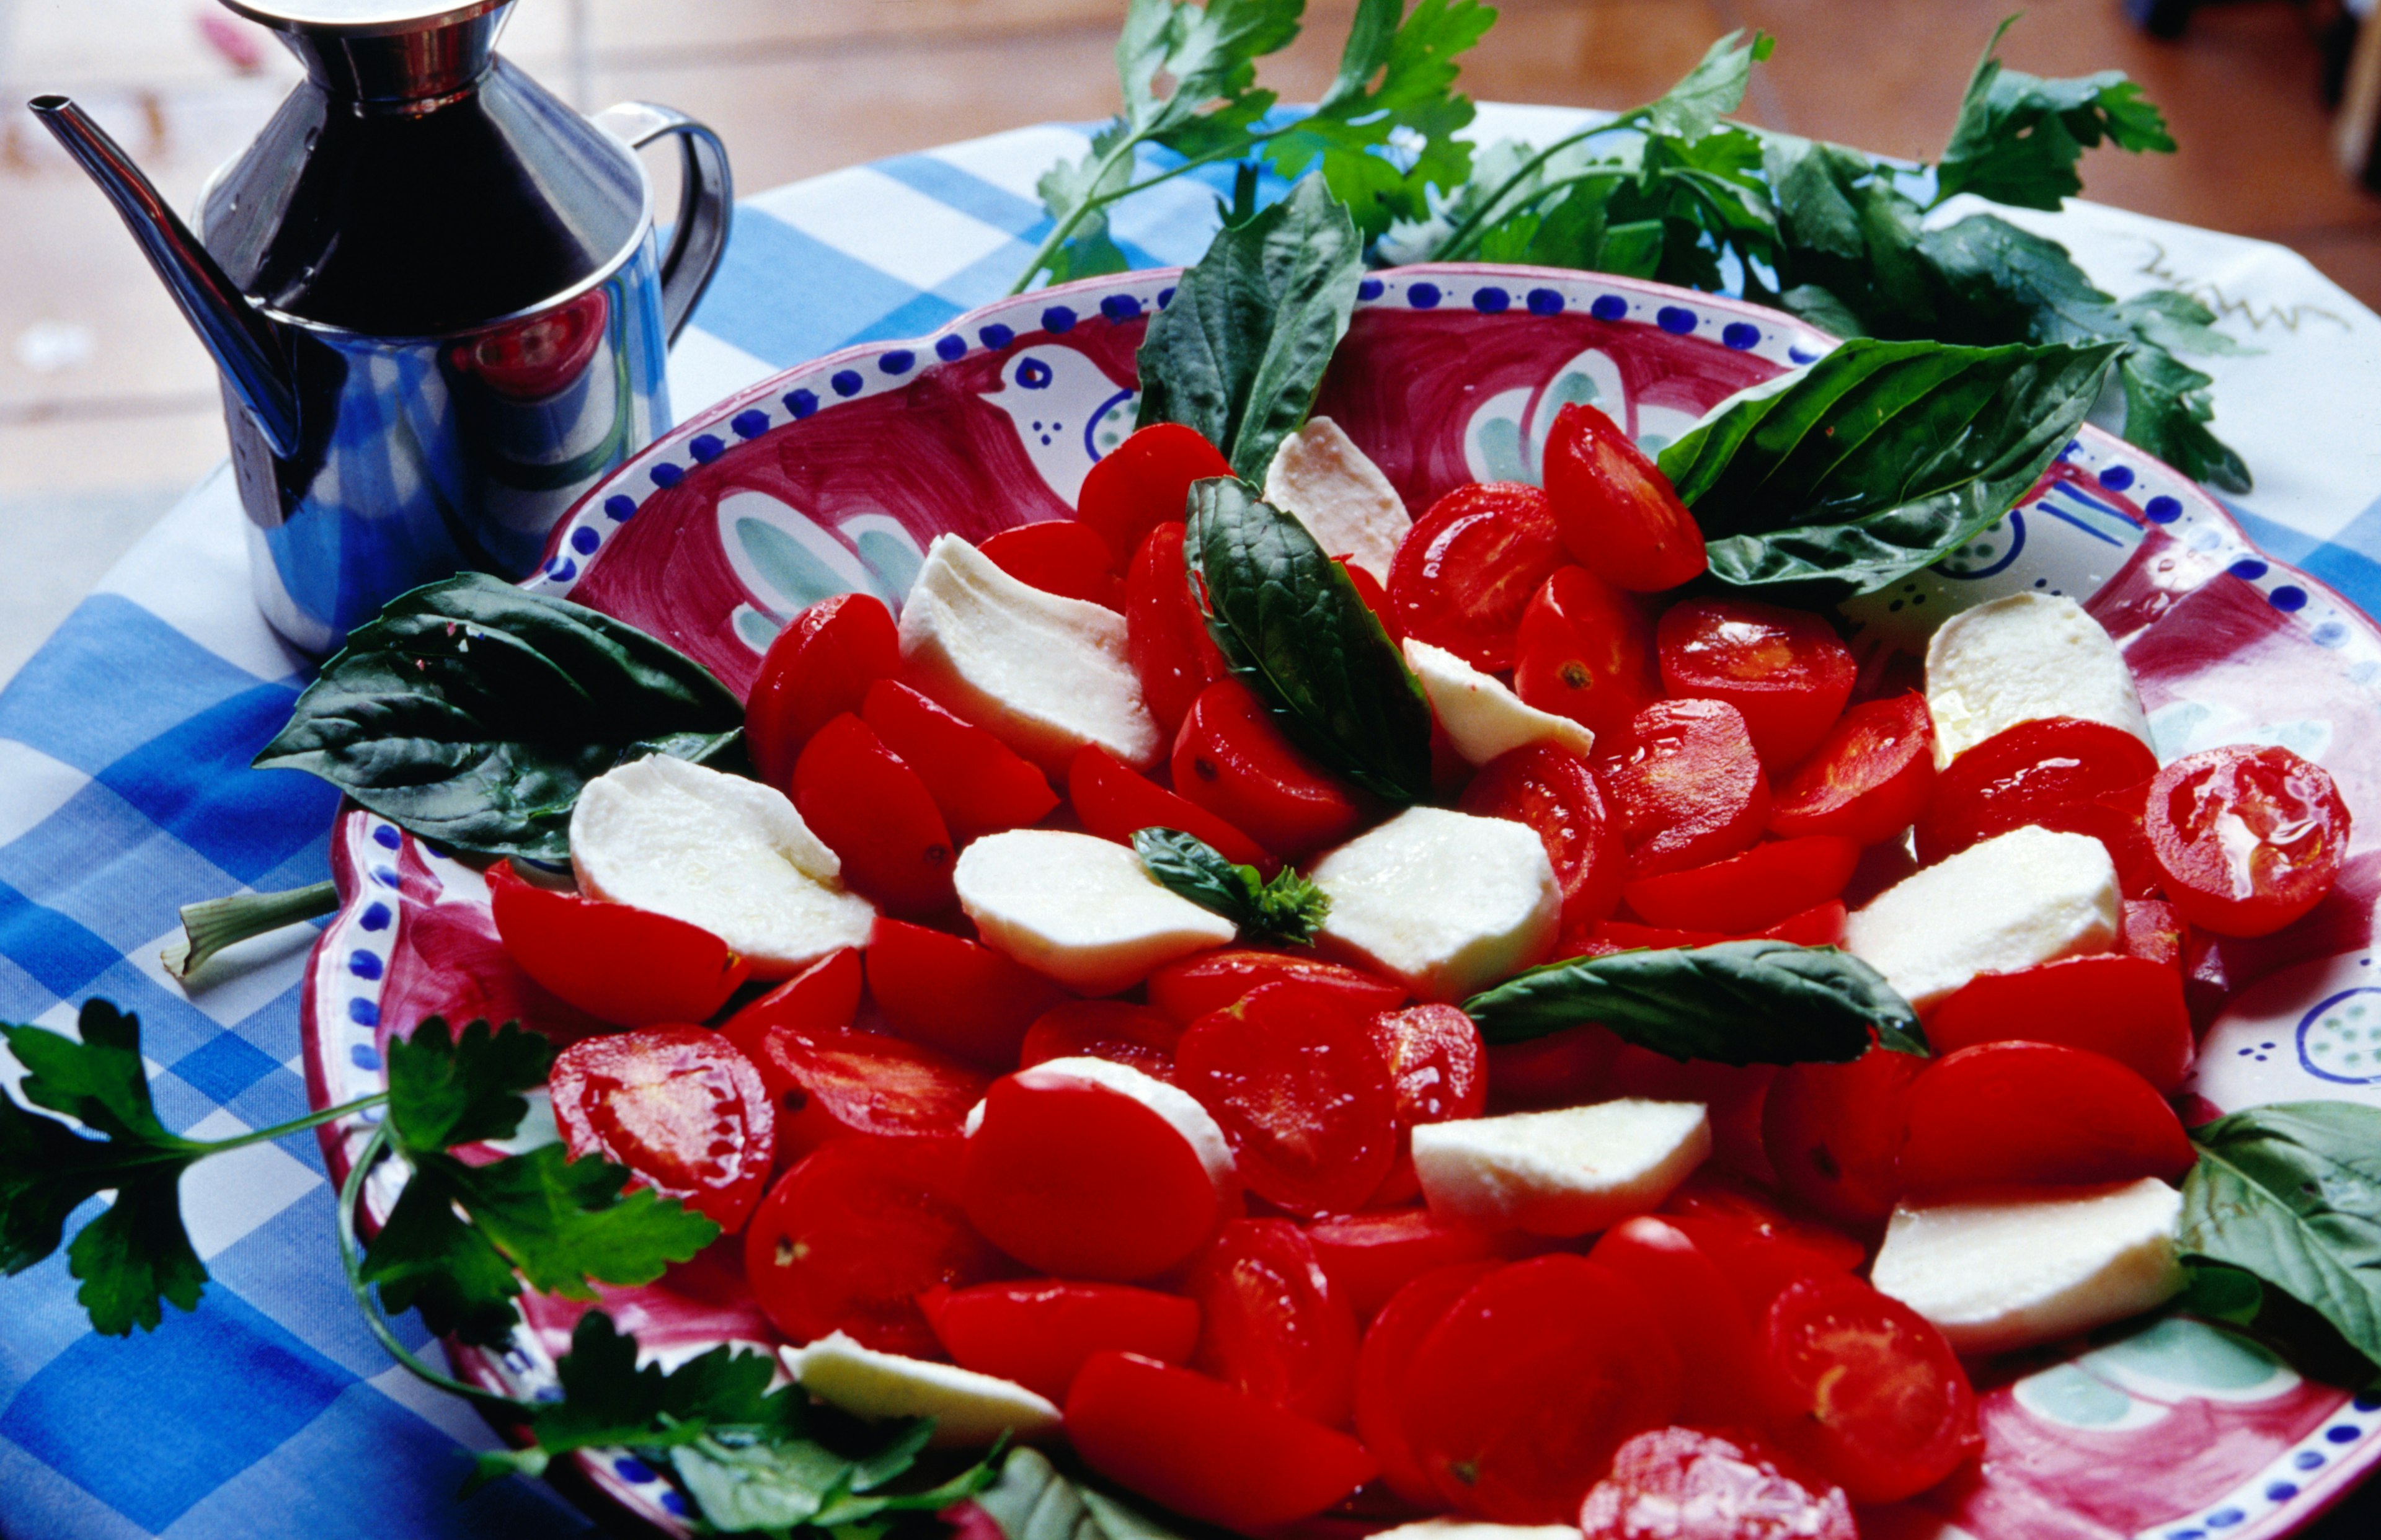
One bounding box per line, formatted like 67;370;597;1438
783;1331;1062;1446
1869;1179;2186;1355
898;534;1161;773
1924;592;2151;768
953;828;1236;994
1414;1098;1709;1236
1404;638;1595;766
570;755;873;978
1262;416;1412;583
967;1056;1237;1192
1310;807;1560;1001
1843;825;2119;1010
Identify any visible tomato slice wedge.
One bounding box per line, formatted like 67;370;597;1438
1897;1040;2197;1195
1188;1218;1361;1426
1068;742;1271;872
1171;678;1363;859
1368;1002;1488;1203
1459;741;1626;931
1758;1272;1980;1504
1762;1047;1923;1227
1513;566;1658;741
551;1026;775;1231
2145;743;2351;937
792;714;955;916
1124;521;1231;733
977;520;1125;609
746;592;900;789
720;947;862;1067
488;862;748;1027
1585;1218;1763;1427
1305;1206;1509;1322
750;1020;987;1161
1484;1022;1621;1109
1076;423;1235;571
1927;954;2194;1091
1018;1000;1184;1083
1915;715;2160;865
866;918;1066;1067
1148;948;1407;1026
1543;403;1706;592
1620;836;1860;934
1355;1260;1504;1506
1066;1353;1380;1529
1581;1426;1856;1539
1768;691;1936;845
1400;1256;1683;1520
861;679;1057;841
1597;697;1770;877
1388;482;1568;671
1657;597;1856;768
921;1280;1200;1405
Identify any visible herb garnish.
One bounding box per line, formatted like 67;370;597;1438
1133;827;1331;945
973;1446;1197;1540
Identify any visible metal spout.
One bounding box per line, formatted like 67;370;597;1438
29;95;301;458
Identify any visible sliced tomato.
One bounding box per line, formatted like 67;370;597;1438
1585;1218;1762;1427
1763;900;1848;947
1657;598;1856;768
744;1135;999;1356
1621;836;1860;934
1148;948;1407;1026
977;519;1125;609
1897;1040;2197;1195
1927;954;2194;1091
1065;1353;1379;1530
866;918;1066;1068
1768;692;1936;846
1758;1272;1981;1504
1336;557;1401;642
920;1280;1200;1404
1368;1002;1489;1203
1512;565;1658;742
1459;741;1627;930
1171;678;1363;859
2145;743;2352;937
1076;423;1236;571
487;863;748;1026
1388;481;1568;671
1125;521;1231;733
1603;1047;1776;1185
1355;1260;1504;1506
2120;897;2184;968
1189;1218;1362;1426
1915;716;2161;865
1018;1000;1183;1083
861;679;1057;840
2034;774;2165;900
1177;980;1400;1216
1581;1425;1856;1540
1762;1047;1923;1228
551;1027;774;1231
747;592;899;789
1400;1256;1683;1521
1597;698;1771;877
1543;403;1705;592
751;1020;987;1159
1661;1175;1865;1317
720;947;862;1068
793;714;954;916
961;1073;1222;1280
1484;1022;1620;1109
1068;742;1271;872
1305;1206;1509;1322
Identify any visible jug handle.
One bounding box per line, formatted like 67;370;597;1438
593;104;734;345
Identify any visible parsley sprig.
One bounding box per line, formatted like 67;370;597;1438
1132;828;1331;945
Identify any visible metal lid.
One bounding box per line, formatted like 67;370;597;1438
215;0;508;36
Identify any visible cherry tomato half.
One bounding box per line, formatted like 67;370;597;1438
1927;954;2194;1091
1914;715;2160;866
1173;678;1363;859
1484;1022;1621;1109
745;1135;999;1356
1581;1426;1856;1540
1762;1047;1923;1228
1355;1260;1504;1505
862;679;1057;841
1658;598;1856;768
1069;742;1271;872
2120;897;2184;969
977;519;1125;609
1460;741;1627;931
793;714;954;916
1897;1040;2196;1195
1597;697;1770;877
751;1019;987;1161
488;862;748;1027
1543;403;1706;592
1368;1002;1489;1203
551;1026;775;1231
720;947;862;1068
1125;522;1231;734
2145;743;2352;937
1305;1206;1509;1322
920;1280;1200;1405
1621;836;1860;935
1758;1272;1980;1504
747;592;899;789
1076;423;1236;572
1018;1000;1184;1084
1768;692;1937;846
1189;1218;1361;1426
1585;1218;1762;1427
866;918;1066;1068
1513;566;1658;742
1147;948;1407;1026
1388;482;1567;671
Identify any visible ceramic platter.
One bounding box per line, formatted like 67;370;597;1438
299;265;2381;1539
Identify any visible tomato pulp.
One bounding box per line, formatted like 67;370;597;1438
1542;402;1706;591
1657;598;1856;768
551;1026;775;1230
2145;743;2351;937
1388;481;1568;671
746;592;899;787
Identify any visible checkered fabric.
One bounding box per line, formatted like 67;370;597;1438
1;107;2378;1539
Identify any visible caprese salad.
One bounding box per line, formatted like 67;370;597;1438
479;382;2352;1538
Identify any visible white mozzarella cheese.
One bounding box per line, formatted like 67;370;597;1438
1843;825;2119;1010
897;534;1161;773
1262;415;1412;583
1413;1098;1710;1237
965;1056;1237;1192
1868;1178;2186;1355
1309;807;1560;1001
783;1331;1062;1446
953;829;1236;994
1924;592;2152;767
570;755;874;978
1404;638;1595;766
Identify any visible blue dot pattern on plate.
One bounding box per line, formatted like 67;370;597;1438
1527;288;1563;316
570;526;600;555
786;388;819;418
348;950;383;980
980;322;1016;349
360;901;391;931
2271;585;2308;613
936;334;967;361
605;493;637;520
373;825;402;850
648;462;683;488
1358;278;1385;301
1408;282;1441;309
2100;464;2135;492
1722;321;1760;350
1473;286;1510;314
1656;305;1697;334
879;349;914;375
1101;294;1142;322
350;1043;381;1071
1018;358;1053;389
1591;294;1628;321
614;1457;655;1484
830;370;864;398
544;557;576;581
2146;495;2183;524
689;433;725;462
1042;305;1076;333
2228;558;2269;581
1789;346;1820;365
1157;286;1176;309
348;998;379;1027
732;409;769;439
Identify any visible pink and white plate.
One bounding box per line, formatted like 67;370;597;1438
300;265;2381;1539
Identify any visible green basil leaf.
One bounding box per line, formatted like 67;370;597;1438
1131;827;1329;946
254;572;745;861
1460;940;1924;1064
2180;1102;2381;1370
1134;174;1365;483
1185;477;1432;803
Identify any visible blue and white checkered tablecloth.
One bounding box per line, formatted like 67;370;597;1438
2;105;2379;1540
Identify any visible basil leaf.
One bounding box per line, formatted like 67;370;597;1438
1659;336;2123;595
2180;1102;2381;1370
975;1448;1196;1540
1460;940;1924;1064
1185;477;1432;803
255;572;745;861
1134;174;1365;483
1131;828;1329;946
